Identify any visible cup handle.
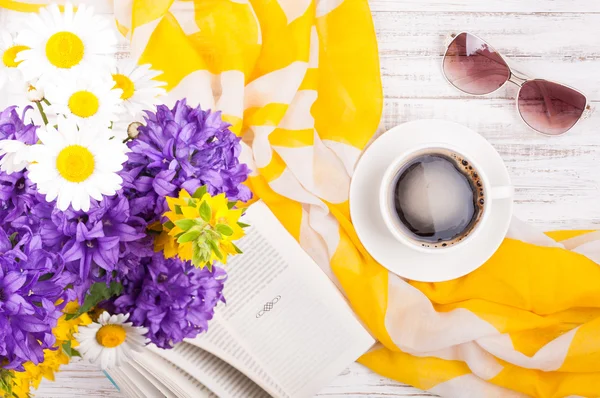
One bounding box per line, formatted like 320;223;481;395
491;185;514;200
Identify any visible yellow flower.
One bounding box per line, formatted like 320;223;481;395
10;302;92;398
154;188;246;268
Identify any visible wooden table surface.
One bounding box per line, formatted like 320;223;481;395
36;0;600;396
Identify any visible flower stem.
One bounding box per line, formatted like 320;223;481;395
35;101;49;125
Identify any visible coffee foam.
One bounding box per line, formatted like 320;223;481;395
390;149;485;249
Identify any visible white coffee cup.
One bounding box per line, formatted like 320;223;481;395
379;143;513;253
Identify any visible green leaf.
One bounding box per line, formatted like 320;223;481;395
174;205;183;215
192;251;203;268
207;239;223;260
215;224;234;236
163;221;175;230
193;186;208;199
237;222;251;228
0;369;15;397
199;201;211;222
227;201;236;209
65;282;123;320
177;230;201;243
191;242;208;269
39;272;54;281
174;219;196;231
62;340;72;355
62;340;80;357
232;243;243;254
9;232;18;247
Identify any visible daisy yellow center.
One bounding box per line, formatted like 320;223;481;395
56;145;95;183
2;45;28;68
45;31;84;69
96;324;127;348
68;91;99;118
112;74;135;100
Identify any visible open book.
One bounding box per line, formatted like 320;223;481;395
106;201;375;397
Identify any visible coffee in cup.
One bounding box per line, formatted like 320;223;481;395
379;144;512;252
391;149;484;248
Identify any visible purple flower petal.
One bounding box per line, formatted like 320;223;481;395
3;272;26;295
62;241;83;263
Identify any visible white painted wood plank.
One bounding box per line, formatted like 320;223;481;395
317;363;432;397
36;362;429;397
369;0;600;13
36;360;122;397
373;11;600;58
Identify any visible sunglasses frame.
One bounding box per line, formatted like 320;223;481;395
442;31;594;137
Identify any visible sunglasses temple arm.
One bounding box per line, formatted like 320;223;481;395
582;104;594;120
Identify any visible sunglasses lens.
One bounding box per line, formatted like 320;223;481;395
518;80;586;135
443;33;510;95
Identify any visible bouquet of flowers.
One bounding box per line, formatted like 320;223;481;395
0;3;251;397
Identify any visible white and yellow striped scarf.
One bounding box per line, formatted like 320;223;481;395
2;1;600;397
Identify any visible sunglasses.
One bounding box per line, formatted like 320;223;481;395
442;32;593;136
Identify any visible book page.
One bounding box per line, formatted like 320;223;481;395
119;362;167;398
125;361;178;398
192;201;375;397
133;349;216;398
187;320;286;397
147;342;269;398
105;368;144;398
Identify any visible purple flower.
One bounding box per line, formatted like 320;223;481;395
24;192;148;300
0;102;244;355
62;222;121;279
121;99;252;221
0;107;38;223
0;172;38;223
0;106;38;144
110;254;226;348
0;228;65;371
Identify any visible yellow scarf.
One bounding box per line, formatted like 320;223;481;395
2;1;599;397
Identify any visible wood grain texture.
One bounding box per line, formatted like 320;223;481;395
37;361;433;398
33;0;600;396
370;0;600;12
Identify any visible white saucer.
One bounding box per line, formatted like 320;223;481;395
349;120;513;282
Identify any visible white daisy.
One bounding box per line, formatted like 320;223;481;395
112;60;166;118
0;30;27;90
25;79;45;102
45;76;123;128
104;122;129;141
16;3;117;88
0;140;30;173
27;117;128;211
75;312;149;370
